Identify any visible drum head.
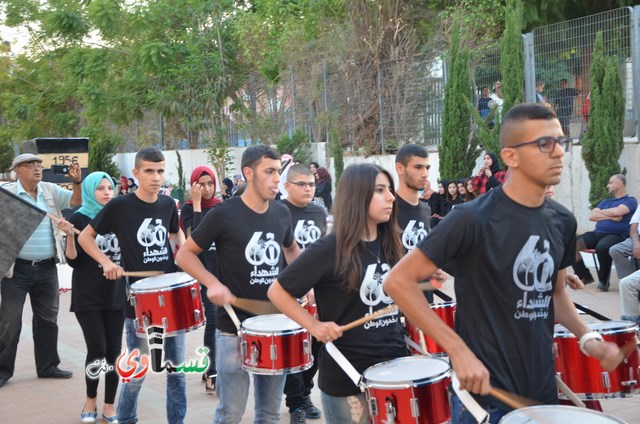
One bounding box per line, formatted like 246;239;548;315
130;272;194;292
363;356;450;385
241;314;301;333
499;405;626;423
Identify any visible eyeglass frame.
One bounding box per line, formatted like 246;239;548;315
508;136;573;153
287;181;316;189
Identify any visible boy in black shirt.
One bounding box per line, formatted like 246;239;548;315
280;164;327;422
78;148;187;424
385;104;622;422
177;145;300;424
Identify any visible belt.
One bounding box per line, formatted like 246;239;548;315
15;257;55;266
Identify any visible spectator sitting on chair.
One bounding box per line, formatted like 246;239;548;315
609;206;640;281
572;174;637;291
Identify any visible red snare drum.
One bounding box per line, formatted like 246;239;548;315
304;303;318;319
554;321;640;398
364;356;451;424
240;314;312;375
130;272;204;337
500;405;626;423
424;302;456;355
404;319;427;355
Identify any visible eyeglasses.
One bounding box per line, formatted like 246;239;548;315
19;161;44;169
288;181;316;189
509;136;572;153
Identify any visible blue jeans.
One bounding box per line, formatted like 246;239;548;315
117;318;186;424
320;391;369;424
0;261;60;379
214;330;285;423
450;390;508;423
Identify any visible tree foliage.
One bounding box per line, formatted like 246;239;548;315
581;32;625;207
500;0;525;115
439;26;476;180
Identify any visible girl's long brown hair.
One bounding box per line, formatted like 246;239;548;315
333;163;403;293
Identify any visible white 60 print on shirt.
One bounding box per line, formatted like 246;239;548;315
294;220;322;250
513;235;554;321
245;232;281;284
401;219;428;250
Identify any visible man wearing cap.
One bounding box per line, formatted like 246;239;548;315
232;173;246;196
0;153;82;388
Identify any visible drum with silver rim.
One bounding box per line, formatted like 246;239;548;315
363;356;451;424
554;320;639;399
240;314;312;375
499;405;627;423
130;272;205;337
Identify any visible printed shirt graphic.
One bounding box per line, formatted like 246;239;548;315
67;212;126;312
90;194;179;317
417;187;576;408
190;197;294;333
278;234;408;397
396;196;431;252
280;199;327;251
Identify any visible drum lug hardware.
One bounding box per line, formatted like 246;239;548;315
130;296;136;307
251;344;259;367
601;372;611;389
410;397;420;418
191;286;198;299
162;317;168;330
142;315;151;330
270;344;278;360
621;379;637;387
368;396;378;417
241;340;247;358
303;339;311;354
194;309;201;322
384;398;396;423
158;294;165;307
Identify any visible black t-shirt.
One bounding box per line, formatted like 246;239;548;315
417;187;576;409
190;197;295;333
396;195;431;253
280;199;327;251
91;194;180;318
277;234;408;397
181;202;218;276
67;213;126;312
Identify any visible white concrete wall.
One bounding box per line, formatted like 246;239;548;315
112;141;640;234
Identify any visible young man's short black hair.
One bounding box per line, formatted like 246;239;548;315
500;103;557;148
135;147;165;168
395;143;428;166
240;145;281;178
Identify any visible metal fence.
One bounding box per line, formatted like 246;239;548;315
119;7;640;152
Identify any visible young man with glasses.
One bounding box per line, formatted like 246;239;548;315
280;164;327;423
384;104;622;422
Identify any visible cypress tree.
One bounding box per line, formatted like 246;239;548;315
582;33;624;207
439;25;476;180
500;0;525;115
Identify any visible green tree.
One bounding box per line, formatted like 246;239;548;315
276;129;312;165
500;0;525;116
581;32;625;207
83;124;122;177
439;26;476;180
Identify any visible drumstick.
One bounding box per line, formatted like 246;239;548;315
47;213;81;235
489;387;539;410
340;305;399;332
123;271;164;277
555;376;586;408
231;298;281;315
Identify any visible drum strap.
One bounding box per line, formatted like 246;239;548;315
451;373;490;423
325;342;365;392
